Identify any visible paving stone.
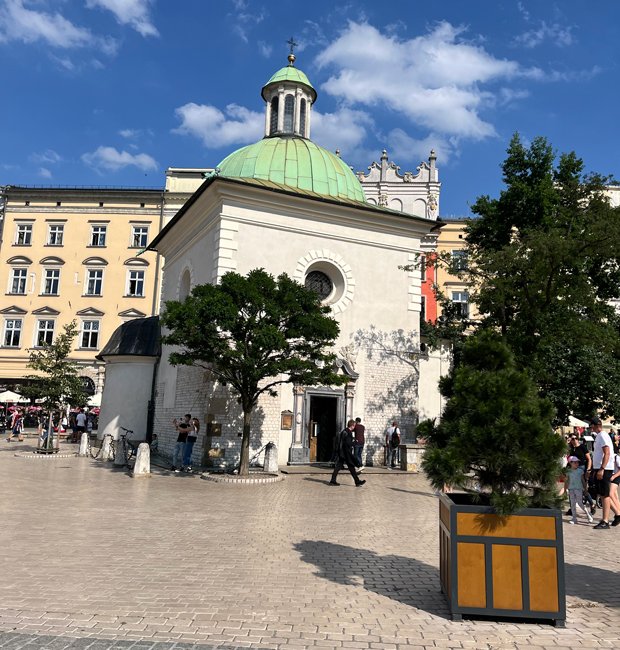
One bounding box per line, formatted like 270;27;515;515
0;452;619;649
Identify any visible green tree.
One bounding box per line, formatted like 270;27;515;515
420;330;566;515
461;134;620;422
161;269;346;475
22;321;88;445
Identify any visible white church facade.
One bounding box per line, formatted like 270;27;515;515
97;54;447;467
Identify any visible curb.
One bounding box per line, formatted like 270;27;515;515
200;472;284;484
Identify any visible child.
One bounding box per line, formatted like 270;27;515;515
566;456;594;524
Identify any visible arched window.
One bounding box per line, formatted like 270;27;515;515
179;269;191;301
270;97;279;135
299;98;307;136
283;95;294;132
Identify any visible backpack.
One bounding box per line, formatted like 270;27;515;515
390;428;400;448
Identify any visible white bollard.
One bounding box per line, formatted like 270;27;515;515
100;435;113;461
132;443;151;478
263;442;279;473
113;438;127;467
78;431;89;457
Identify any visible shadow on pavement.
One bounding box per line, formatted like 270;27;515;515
294;540;449;617
566;563;620;608
303;477;334;485
387;486;435;498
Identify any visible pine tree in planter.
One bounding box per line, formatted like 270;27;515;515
420;331;568;624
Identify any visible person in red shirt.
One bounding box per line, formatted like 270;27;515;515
353;417;365;469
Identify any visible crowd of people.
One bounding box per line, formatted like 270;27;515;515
563;416;620;529
1;406;98;444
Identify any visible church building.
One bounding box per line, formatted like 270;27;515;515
97;53;447;467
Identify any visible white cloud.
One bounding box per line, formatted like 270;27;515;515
316;21;538;141
258;40;272;58
514;21;574;48
86;0;158;38
312;107;374;155
228;0;265;43
173;102;263;148
30;149;62;164
38;167;52;179
119;128;139;139
385;129;453;166
0;0;118;54
82;146;158;173
0;0;92;48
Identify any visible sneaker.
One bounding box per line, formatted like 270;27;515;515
590;505;597;515
356;480;366;487
386;466;392;470
569;520;575;525
565;509;572;516
328;481;340;486
593;521;610;529
611;515;620;527
185;466;192;472
357;466;364;473
588;515;594;524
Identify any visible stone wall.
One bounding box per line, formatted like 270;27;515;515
153;365;284;469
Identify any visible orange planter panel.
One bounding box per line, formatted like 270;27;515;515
457;542;486;608
491;545;523;610
456;513;556;540
528;547;559;612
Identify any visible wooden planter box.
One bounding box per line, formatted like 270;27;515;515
439;493;566;625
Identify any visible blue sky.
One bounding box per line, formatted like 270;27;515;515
1;0;618;216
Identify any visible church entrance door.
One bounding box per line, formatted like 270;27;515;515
308;395;339;462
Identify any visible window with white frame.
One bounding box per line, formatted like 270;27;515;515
126;269;145;297
3;319;22;347
452;291;469;319
47;224;64;246
9;268;27;294
15;223;33;245
85;269;103;296
35;319;55;347
451;249;468;272
42;268;60;295
90;225;107;247
81;320;100;349
131;226;149;248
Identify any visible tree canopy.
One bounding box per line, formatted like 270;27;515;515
22;320;88;410
161;268;346;475
427;134;620;423
420;330;566;515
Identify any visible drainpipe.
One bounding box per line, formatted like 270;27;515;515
150;190;166;316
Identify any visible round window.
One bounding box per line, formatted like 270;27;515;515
305;270;333;300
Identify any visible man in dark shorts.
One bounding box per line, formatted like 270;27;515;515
590;417;620;529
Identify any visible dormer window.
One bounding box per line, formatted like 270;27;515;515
270;97;279;136
283;95;294;132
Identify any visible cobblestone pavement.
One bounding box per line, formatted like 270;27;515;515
0;441;618;650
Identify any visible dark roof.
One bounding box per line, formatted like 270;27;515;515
96;316;161;360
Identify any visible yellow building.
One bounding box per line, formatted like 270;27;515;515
0;185;164;400
434;217;478;321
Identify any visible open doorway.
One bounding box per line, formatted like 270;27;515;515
308;395;339;462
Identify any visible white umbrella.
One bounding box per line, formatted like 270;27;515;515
568;415;590;428
87;393;102;407
0;389;28;403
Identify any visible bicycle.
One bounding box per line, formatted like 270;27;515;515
116;426;139;467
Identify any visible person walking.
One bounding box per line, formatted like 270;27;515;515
171;414;191;473
353;417;365;469
182;417;200;472
385;421;400;469
565;456;594;524
567;433;596;515
75;408;87;437
590;417;620;529
329;419;366;487
6;409;24;442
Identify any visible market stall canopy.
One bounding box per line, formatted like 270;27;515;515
0;390;28;403
87;394;102;407
568;415;590;427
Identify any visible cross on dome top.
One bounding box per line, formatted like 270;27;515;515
287;36;298;66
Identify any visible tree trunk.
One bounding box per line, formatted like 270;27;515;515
238;408;252;476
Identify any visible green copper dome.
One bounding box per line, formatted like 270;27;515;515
261;65;317;101
217;137;366;203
